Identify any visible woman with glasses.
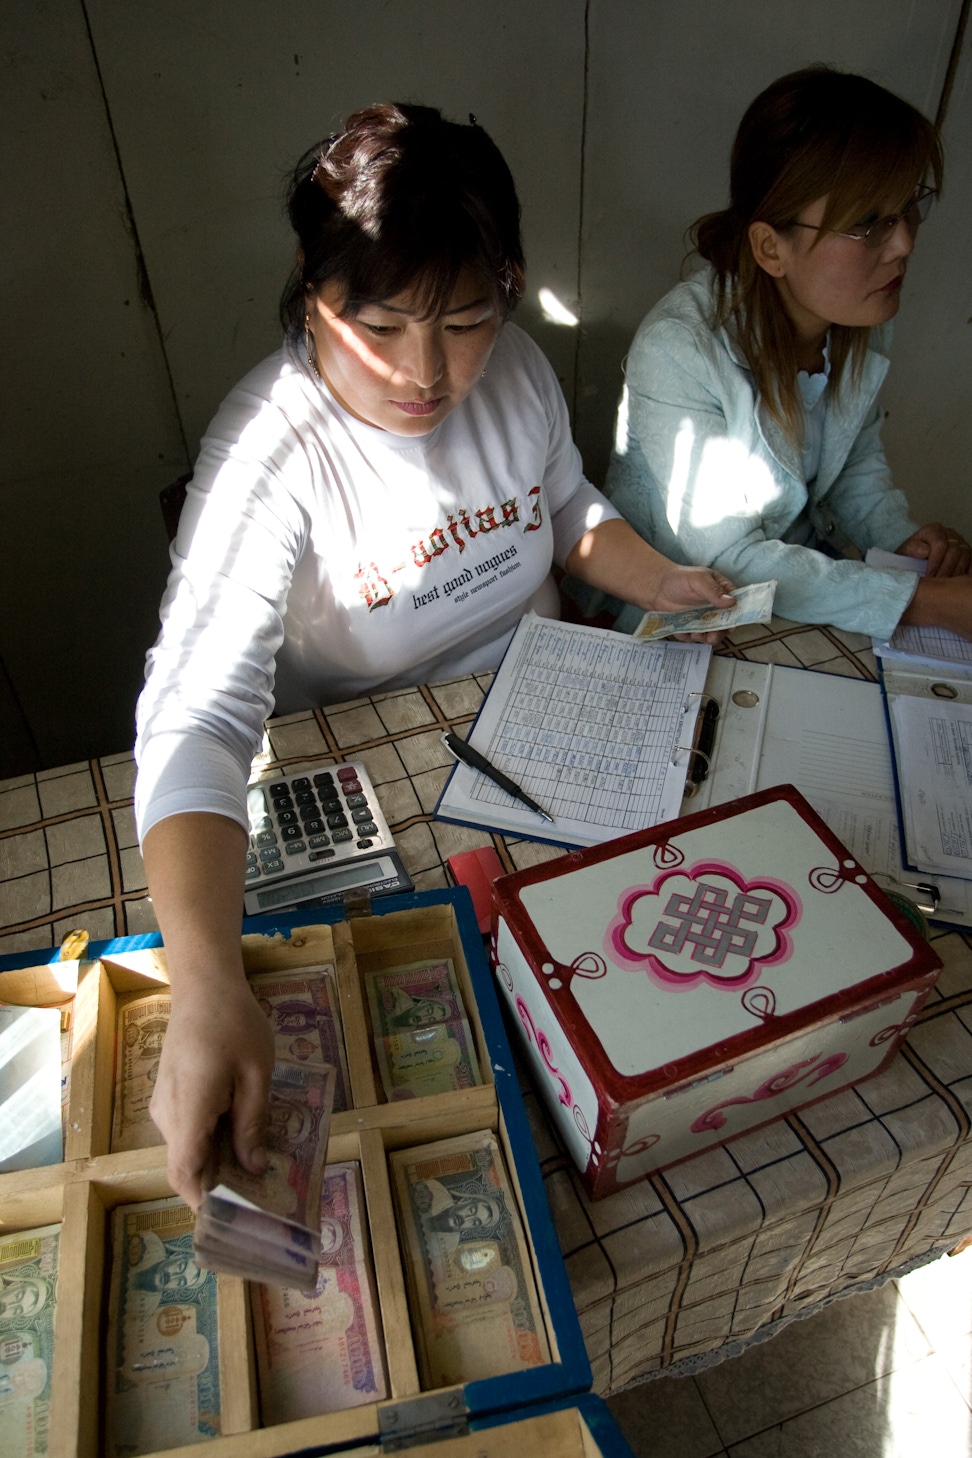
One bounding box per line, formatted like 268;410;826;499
589;66;972;640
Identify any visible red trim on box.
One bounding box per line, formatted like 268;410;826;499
490;786;943;1108
583;981;935;1199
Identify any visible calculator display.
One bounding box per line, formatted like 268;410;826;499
253;856;398;909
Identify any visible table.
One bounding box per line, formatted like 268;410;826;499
3;613;972;1394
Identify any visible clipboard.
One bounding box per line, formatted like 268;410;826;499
434;613;711;847
862;549;972;888
684;658;971;927
877;661;972;886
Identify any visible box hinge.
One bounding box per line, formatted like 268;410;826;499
839;994;900;1024
378;1391;470;1450
663;1066;734;1100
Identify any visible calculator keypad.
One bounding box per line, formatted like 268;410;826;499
245;759;395;889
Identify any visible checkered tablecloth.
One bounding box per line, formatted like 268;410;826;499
3;616;971;1393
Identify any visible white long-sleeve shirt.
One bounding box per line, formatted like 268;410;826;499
135;322;618;840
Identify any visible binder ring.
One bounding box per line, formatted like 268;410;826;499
682;690;716;716
671;745;711;773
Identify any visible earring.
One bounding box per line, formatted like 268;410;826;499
304;313;322;380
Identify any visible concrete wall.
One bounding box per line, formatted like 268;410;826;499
2;1;969;770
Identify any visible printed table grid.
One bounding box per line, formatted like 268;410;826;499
476;622;694;827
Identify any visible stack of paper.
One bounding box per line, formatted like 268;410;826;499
866;548;972;885
106;1198;222;1456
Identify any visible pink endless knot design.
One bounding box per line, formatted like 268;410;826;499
649;884;773;967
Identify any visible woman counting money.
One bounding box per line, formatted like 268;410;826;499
135;103;736;1207
587;68;972;639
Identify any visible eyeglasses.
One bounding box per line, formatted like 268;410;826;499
787;186;937;249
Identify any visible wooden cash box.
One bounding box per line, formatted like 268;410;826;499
0;889;635;1458
491;786;943;1201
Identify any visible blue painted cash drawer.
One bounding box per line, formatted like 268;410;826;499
0;888;638;1457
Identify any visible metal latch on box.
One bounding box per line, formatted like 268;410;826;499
342;889;374;919
378;1391;470;1449
662;1066;734;1100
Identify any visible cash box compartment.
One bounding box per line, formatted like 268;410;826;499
0;890;592;1458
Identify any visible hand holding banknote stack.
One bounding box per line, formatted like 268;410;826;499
192;963;348;1291
193;1057;337;1291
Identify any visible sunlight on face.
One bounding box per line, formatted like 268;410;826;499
306;266;502;436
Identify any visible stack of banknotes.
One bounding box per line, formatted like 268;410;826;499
0;1223;59;1456
111;962;350;1154
251;1161;387;1421
390;1130;549;1386
194;1056;337;1291
106;1197;222;1456
365;958;482;1101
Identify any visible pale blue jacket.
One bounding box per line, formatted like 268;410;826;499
600;271;920;638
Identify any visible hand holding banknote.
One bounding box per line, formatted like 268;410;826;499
150;972;275;1209
634;580;776;642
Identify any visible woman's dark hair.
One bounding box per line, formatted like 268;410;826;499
689;67;944;441
281;103;524;336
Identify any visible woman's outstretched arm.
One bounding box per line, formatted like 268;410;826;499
143;811;274;1209
565;516;736;642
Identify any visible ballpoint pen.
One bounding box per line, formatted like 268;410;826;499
441;732;555;823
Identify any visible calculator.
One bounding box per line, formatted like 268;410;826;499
242;759;413;916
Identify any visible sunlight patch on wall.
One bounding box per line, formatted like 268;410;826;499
538;288;578;326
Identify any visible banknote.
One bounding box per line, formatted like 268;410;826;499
196;1059;336;1289
367;960;482;1102
251;1162;387;1423
249;964;350;1112
374;1021;482;1101
633;579;777;641
0;1223;59;1457
389;1130;549;1386
106;1197;221;1456
111;992;171;1152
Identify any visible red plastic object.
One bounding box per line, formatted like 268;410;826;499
447;847;506;934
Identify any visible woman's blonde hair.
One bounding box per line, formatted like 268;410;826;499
691;67;944;441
